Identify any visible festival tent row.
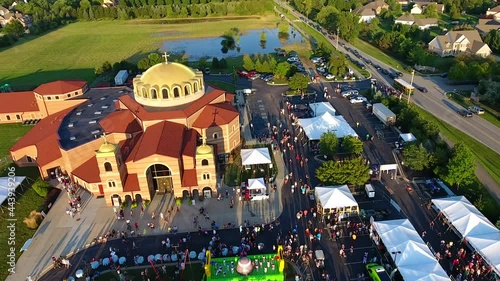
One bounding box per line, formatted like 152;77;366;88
372;219;449;281
315;185;359;218
241;148;272;166
432;196;500;274
298;112;358;140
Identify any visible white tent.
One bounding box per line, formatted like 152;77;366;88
241;148;271;166
372;219;449;281
298;112;358;140
315;185;358;210
309;102;336;116
432;196;500;274
0;176;26;205
247;178;267;191
400;133;417;142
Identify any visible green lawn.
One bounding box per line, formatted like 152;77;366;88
351;38;406;71
0;15;279;90
0;165;44;281
0;124;33;162
447;93;500;128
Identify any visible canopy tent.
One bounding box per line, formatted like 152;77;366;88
309;102;336;117
372;219;449;281
298;112;357;140
399;133;417;142
241;148;271;166
0;176;26;206
315;185;358;210
432;196;500;274
247;178;267;191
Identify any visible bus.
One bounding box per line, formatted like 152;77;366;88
394;78;414;95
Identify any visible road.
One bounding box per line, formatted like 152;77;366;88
274;0;500;156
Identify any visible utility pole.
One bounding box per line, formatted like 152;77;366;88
336;27;339;49
408;70;415;104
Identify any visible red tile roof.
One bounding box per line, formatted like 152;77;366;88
192;102;239;128
123;173;140;192
99;110;142;134
0;91;39;114
34;80;87;96
181;128;198;157
118;89;230;121
181;169;198;187
127;121;185;162
35;135;62;166
71;156;101;183
10;107;75;152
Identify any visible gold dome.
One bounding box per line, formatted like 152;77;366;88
196;144;212;155
140;62;198;86
98;143;116;153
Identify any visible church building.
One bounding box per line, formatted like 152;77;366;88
10;59;241;206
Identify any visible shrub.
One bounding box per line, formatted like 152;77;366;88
144;200;151;207
130;201;138;209
32;179;51;197
23;211;43;229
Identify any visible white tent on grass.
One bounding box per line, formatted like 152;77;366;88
372;219;449;281
241;148;271;166
298;112;357;140
309;102;336;117
399;133;417;142
0;176;26;205
432;196;500;274
247;178;267;192
315;185;358;212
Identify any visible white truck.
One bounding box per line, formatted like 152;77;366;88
372;103;396;125
114;70;129;86
365;184;375;198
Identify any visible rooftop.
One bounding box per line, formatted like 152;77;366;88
58;87;132;150
34;80;87;96
0;91;39;114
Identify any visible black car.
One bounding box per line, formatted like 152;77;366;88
381;69;389;75
397;71;403;77
373;64;381;70
458;109;473;117
417;86;428;93
441;72;448;78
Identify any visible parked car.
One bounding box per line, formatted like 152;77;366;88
287;56;299;62
249;73;261;80
317;67;326;73
310;57;322;64
417;86;428;93
457;109;473;117
325;73;335;80
366;263;391;281
381;69;389;75
264;74;274;82
441;72;448;78
341;90;358;98
468;106;484;115
350;95;367;104
204;68;210;74
373;64;381;70
237;69;248;77
397;71;403;77
246;71;257;78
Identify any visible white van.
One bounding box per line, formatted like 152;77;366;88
468;106;484;115
365;184;375;198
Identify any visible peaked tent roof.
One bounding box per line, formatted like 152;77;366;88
466;232;500;274
298;112;357;140
248;178;267;191
315;185;358;209
309;102;336;116
241;148;271;165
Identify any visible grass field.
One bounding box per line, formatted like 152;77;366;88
0;15;279;90
0;124;33;161
351;38;405;71
448;93;500;128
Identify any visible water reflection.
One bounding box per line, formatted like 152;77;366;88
162;28;303;61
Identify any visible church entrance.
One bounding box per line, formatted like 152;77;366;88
146;164;173;197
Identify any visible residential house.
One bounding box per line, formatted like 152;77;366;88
354;0;389;23
415;18;439;29
428;30;492;57
475;18;500;34
0;5;31;27
410;2;444;15
485;5;500;21
395;14;416;25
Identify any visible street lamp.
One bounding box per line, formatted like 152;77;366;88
336;27;340;49
391;251;402;263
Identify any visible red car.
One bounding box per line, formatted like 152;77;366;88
246;71;257;78
237;69;248;77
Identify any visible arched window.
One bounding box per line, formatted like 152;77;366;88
203;173;210;180
213;133;218;139
184;85;190;96
173;87;180;98
201;159;209;166
104;162;113;172
162;88;169;99
142;88;148;98
193;82;199;92
108;180;116;188
150;88;158;99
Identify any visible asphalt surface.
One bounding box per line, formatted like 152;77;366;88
275;0;500;156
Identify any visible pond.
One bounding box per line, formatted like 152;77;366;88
162;28;304;61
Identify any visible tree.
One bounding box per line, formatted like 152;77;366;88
443;142;476;189
288;73;309;91
316;158;370;185
198;58;208;70
319;131;338;157
211;57;219;69
478;79;500;106
448;61;469;81
32;179;51;197
423;3;438;18
260;31;267;42
278;22;289;35
402;143;430;171
219;58;227;69
242;54;255;71
484;30;500;53
147;53;162;65
327;55;347;77
274;61;291;78
315;5;338;26
137;57;151;70
333;12;361;42
3;20;25;37
343;136;364;155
